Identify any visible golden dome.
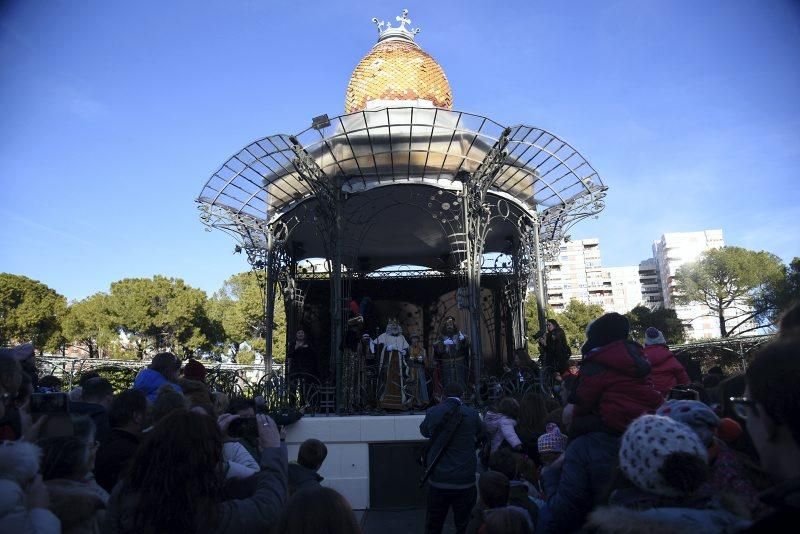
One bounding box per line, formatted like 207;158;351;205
345;11;453;113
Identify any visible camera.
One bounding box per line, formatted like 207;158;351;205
226;406;304;439
30;392;69;414
667;386;700;401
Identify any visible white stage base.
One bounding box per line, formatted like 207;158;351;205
283;413;426;509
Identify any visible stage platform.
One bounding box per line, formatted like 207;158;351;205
283;413;427;510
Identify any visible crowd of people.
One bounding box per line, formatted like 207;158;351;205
1;302;799;533
420;305;800;534
0;347;357;533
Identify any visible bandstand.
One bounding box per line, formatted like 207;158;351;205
196;10;607;414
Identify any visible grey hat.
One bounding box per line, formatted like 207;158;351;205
644;327;667;346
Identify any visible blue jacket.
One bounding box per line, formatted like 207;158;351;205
133;368;183;403
538;431;620;533
420;398;482;488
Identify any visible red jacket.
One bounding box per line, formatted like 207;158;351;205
573;340;663;432
644;344;691;397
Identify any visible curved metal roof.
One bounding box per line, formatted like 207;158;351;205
197;105;606;258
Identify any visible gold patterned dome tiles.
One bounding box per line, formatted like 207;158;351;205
345;39;453;113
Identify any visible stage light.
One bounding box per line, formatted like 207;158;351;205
312;114;331;130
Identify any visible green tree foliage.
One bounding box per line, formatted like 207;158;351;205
62;293;116;358
673;247;786;337
626;305;686;345
753;257;800;327
0;273;67;352
209;272;286;364
107;276;218;358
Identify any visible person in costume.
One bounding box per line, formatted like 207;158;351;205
433;315;469;396
287;330;319;378
407;333;429;408
376;319;410;411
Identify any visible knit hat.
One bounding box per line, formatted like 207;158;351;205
656;400;720;446
537;423;568;455
619;415;708;497
183;358;207;383
581;313;630;355
717;417;743;443
644;327;667;346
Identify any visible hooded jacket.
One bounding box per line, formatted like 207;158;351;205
586;486;750;533
573;340;663;432
643;344;690;397
288;462;323;495
133;368;183;403
45;478;107;534
483;411;522;452
0;479;60;533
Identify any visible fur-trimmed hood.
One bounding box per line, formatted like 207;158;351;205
586;504;750;534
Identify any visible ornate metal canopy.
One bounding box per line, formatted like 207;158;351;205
197;105;606;260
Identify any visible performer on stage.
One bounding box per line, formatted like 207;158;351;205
433;316;469;396
376;319;410;411
407;333;429;408
342;315;373;412
287;330;318;378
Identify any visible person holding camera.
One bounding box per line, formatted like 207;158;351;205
538;319;571;376
104;410;287;534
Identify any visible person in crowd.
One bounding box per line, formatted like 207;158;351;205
213;390;230;414
466;471;533;534
94;389;147;493
538;319;571;375
484;397;522;454
0;354;24;440
586;414;750;532
104;410;287;533
0;343;39;390
68;372;100;403
132;352;182;403
738;338;800;531
656;399;762;514
0;440;60;532
420;382;483;534
486;449;539;525
568;312;663;437
70;377;113;444
179;358;213;407
515;391;548;462
39;433;107;534
538;314;662;532
537;422;568;468
778;301;800;337
642;327;690;397
38;375;63;392
274;485;361;534
217;412;260;480
482;506;533;534
289;438;328;495
146;386;187;429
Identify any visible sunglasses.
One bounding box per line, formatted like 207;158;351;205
729;396;757;420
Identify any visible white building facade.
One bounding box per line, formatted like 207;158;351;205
652;229;726;339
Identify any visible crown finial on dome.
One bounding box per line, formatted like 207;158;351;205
372;8;420;44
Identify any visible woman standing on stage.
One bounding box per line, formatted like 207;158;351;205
538;319;571;374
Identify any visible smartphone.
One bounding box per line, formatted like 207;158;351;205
667;387;700;401
30;392;70;414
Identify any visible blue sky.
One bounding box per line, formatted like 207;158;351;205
1;0;798;302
